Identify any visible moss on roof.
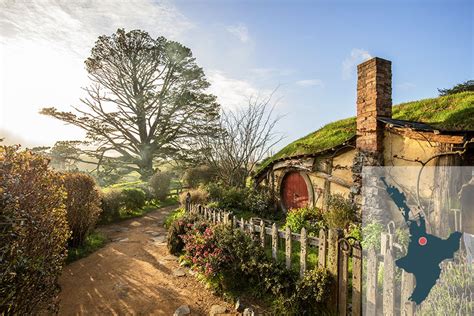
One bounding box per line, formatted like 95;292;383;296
258;92;474;173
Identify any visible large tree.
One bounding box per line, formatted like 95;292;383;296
41;29;220;180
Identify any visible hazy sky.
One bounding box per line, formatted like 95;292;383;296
0;0;472;150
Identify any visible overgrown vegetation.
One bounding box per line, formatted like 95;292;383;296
207;183;276;219
149;171;172;200
0;146;70;314
62;172;102;248
168;218;333;315
283;207;323;237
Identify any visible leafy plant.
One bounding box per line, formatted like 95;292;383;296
149;171;172;201
62;172;102;247
361;221;384;251
323;194;357;230
0;146;70;314
99;188;123;224
276;268;333;315
284;207;323;237
121;187;146;211
164;208;186;229
166;213;199;255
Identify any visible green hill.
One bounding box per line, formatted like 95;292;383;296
258;92;474;172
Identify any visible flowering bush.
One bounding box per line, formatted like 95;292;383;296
181;222;224;276
167;213;199;255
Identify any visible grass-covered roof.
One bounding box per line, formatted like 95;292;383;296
258;92;474;173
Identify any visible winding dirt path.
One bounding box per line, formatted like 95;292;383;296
59;206;232;315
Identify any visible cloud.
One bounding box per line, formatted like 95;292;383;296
342;48;372;80
0;0;193;56
226;23;249;43
207;70;261;110
295;79;323;87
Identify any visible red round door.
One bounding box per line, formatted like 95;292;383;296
281;172;309;210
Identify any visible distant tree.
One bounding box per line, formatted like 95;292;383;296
438;80;474;96
31;141;81;171
198;94;283;188
41;29;220;180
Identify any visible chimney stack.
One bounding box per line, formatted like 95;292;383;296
356;57;392;153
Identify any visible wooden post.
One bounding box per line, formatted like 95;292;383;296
401;270;415;316
272;223;278;261
327;229;341;276
212;210;216;224
318;229;327;268
233;215;237;229
249;218;255;240
185;192;191;212
285;226;292;270
352;242;363;316
241;217;245;232
382;237;395;316
260;220;265;248
327;229;341;315
337;239;349;316
300;227;307;277
366;247;378;316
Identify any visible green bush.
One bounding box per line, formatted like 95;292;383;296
62;172;102;247
99;189;123;223
149;171;172;201
276;268;333;315
206;183;274;218
284;207;323;237
0;146;70;314
121;187;146;211
323;194;357;229
182;165;215;188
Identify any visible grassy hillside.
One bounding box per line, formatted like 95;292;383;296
258;92;474;172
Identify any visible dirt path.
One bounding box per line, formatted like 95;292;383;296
59;206;232;315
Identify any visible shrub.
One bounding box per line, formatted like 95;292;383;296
278;268;333;315
284;207;323;237
62;172;102;247
0;146;70;314
323;194;357;230
99;188;123;224
167;213;199;255
182;165;215;188
181;221;224;276
245;188;275;219
149;171;172;201
212;225;296;298
164;208;186;228
179;187;209;206
207;183;274;218
121;187;146;211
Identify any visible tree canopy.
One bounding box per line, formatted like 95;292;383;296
41;29;220;180
438;80;474;96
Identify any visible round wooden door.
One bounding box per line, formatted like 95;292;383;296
281;171;309;210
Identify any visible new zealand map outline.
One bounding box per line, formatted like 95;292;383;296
380;177;462;305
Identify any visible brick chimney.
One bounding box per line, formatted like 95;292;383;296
356;57;392;153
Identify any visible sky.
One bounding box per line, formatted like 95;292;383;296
0;0;472;152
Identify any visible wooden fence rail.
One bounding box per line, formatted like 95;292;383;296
185;201;414;316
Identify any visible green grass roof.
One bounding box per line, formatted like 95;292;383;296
258;92;474;173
